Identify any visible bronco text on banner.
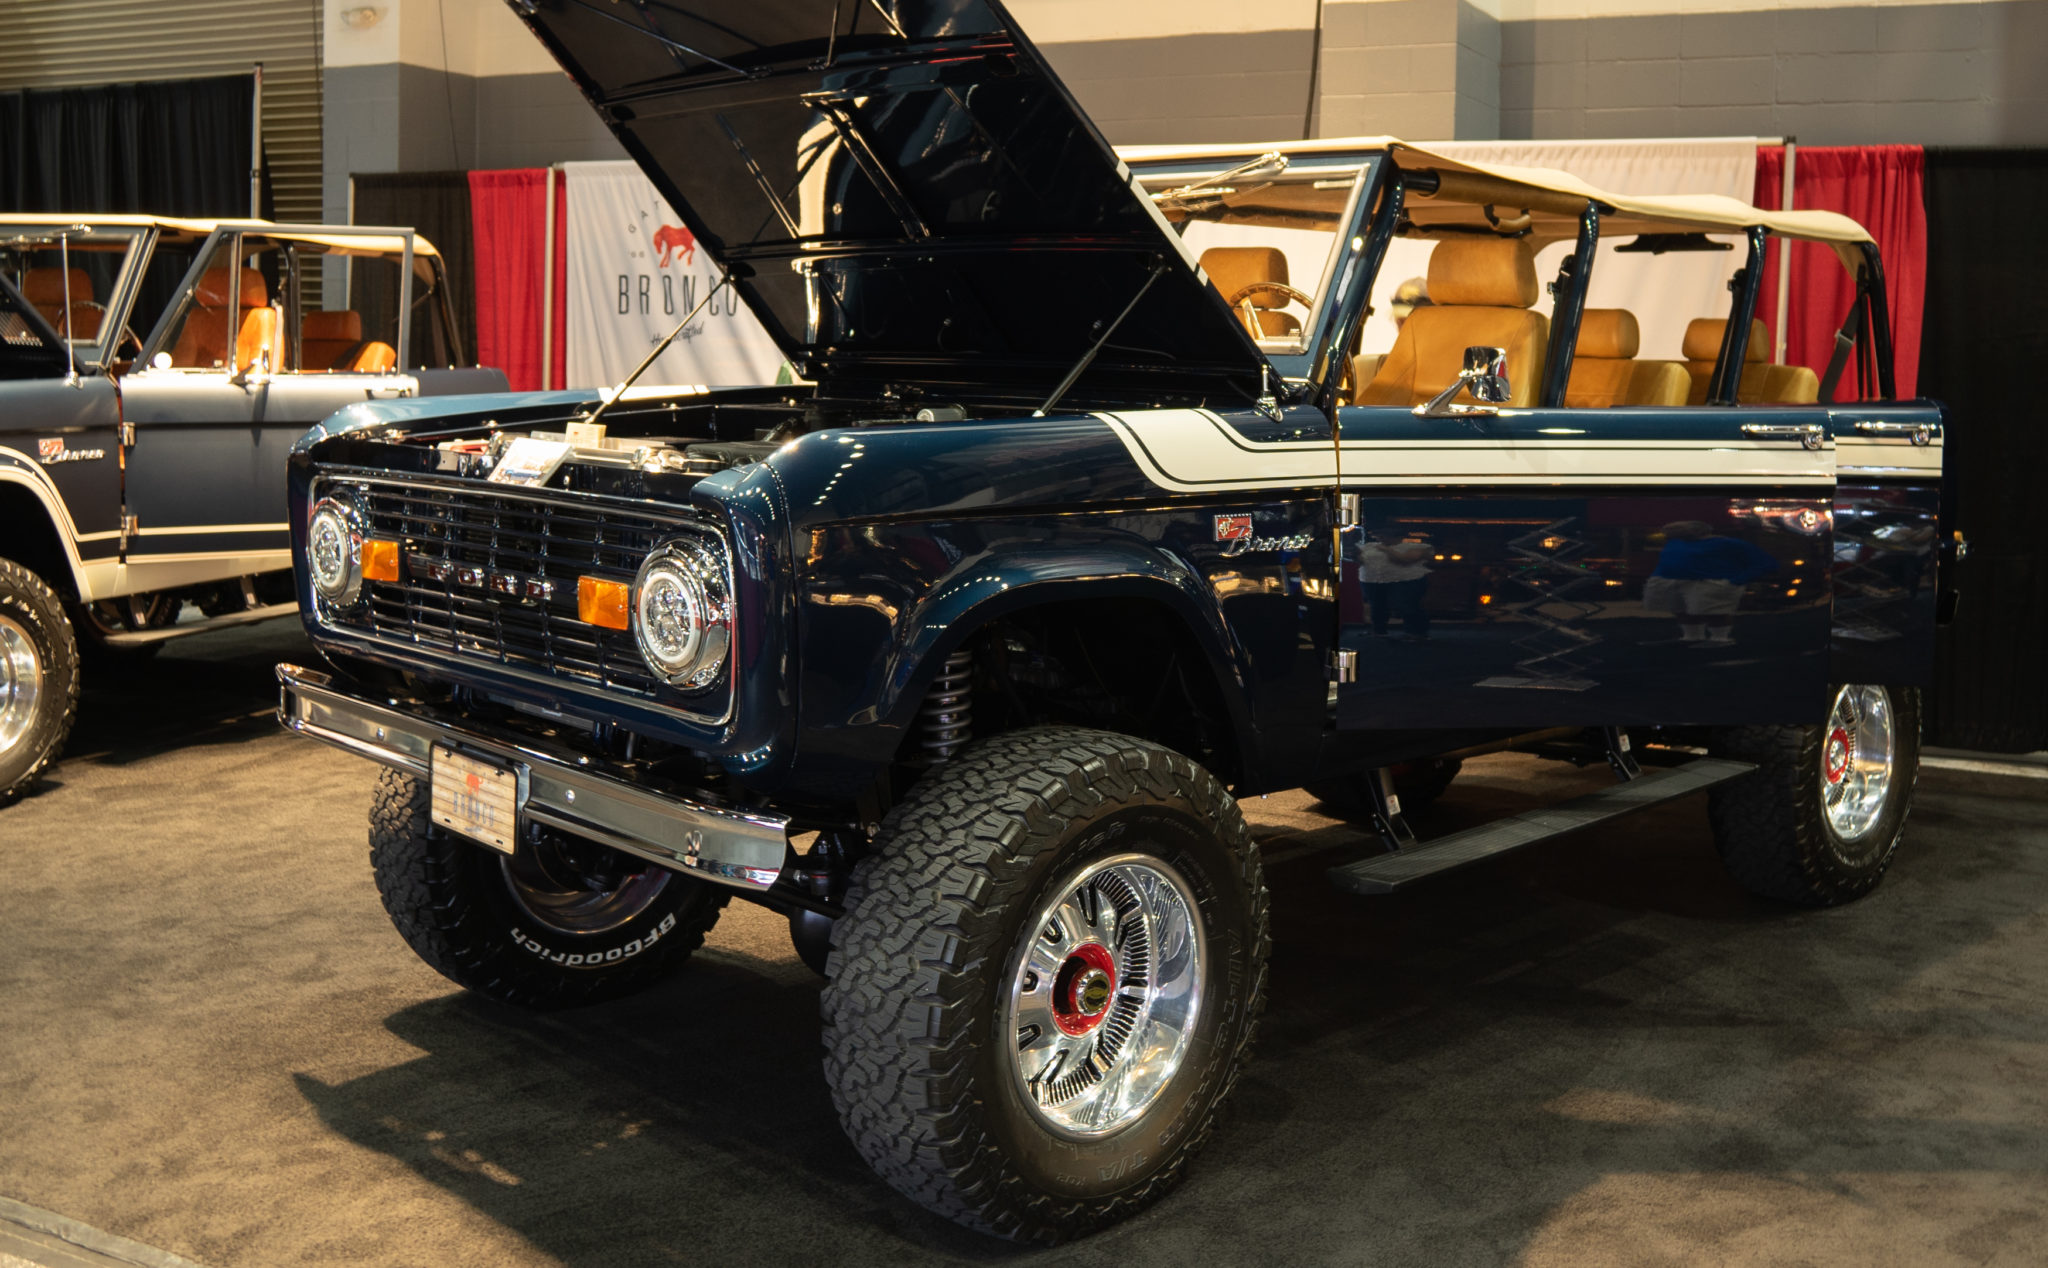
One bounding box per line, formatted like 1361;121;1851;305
562;160;782;390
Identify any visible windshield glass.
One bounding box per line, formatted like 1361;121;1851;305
0;224;147;368
0;275;70;380
1135;155;1371;356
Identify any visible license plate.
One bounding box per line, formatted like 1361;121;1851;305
430;746;519;854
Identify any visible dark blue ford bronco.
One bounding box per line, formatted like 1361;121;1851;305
275;0;1954;1241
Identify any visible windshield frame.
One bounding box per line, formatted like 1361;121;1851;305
0;221;154;373
1127;150;1381;388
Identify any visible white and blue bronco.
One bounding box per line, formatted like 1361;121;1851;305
272;0;1955;1242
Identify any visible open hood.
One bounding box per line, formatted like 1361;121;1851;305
508;0;1270;407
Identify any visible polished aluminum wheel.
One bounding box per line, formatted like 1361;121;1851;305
1821;684;1896;844
1004;853;1204;1139
501;832;673;936
0;615;43;757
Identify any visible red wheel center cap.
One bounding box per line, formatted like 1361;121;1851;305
1052;943;1117;1036
1825;728;1851;783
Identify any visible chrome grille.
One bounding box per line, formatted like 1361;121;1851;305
349;480;699;697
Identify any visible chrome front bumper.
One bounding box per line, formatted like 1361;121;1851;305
275;663;788;891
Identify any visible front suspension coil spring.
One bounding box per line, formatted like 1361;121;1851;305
918;649;974;764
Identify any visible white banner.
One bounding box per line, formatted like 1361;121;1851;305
1358;139;1760;364
562;160;784;391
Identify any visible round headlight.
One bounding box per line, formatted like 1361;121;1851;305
307;496;364;605
632;540;731;690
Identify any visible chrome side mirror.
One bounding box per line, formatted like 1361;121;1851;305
1415;345;1511;418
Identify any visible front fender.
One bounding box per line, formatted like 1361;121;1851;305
786;531;1262;802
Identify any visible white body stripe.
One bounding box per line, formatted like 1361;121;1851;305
1097;408;1835;492
1836;436;1944;477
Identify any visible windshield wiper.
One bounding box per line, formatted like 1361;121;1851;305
1033;260;1167;418
1152;151;1288;213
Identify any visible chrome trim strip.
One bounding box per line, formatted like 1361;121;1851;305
275;663;787;891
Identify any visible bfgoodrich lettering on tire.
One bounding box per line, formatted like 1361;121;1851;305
0;557;79;806
367;767;728;1008
821;727;1269;1242
1708;684;1921;906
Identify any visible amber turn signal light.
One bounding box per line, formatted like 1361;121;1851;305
577;576;631;630
361;538;401;583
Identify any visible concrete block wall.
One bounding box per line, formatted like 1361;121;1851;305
1498;0;2048;145
315;0;2048;227
1315;0;1500;141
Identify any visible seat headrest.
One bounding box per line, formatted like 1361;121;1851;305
196;266;268;309
1426;237;1538;308
1576;309;1640;360
1201;246;1291;310
302;310;363;341
22;267;92;306
1683;317;1767;363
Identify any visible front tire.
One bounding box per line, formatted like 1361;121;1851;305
822;727;1269;1242
0;558;80;805
1708;684;1921;906
367;768;728;1008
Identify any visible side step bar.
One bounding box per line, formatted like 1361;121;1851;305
1328;757;1756;895
100;601;298;646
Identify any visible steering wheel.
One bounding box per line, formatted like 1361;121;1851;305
1223;281;1315;339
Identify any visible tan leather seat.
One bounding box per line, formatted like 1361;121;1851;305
351;341;397;372
171;266;278;372
21;267;103;338
1682;318;1819;405
1201;246;1302;339
1564;308;1687;407
1357;237;1548;409
302;310;368;371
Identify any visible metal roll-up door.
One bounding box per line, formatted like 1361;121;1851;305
0;0;321;225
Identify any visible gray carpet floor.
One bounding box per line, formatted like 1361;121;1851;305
1;621;2043;1267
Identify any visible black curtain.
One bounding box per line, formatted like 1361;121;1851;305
0;73;265;218
1919;149;2048;752
351;172;477;367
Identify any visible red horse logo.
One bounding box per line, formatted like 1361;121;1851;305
652;223;697;267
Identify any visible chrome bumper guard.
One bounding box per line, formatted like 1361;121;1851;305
275;663;788;891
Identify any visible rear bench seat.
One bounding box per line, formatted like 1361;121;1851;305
1683;317;1820;405
1564;308;1687;407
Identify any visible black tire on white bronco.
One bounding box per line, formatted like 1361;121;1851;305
1708;684;1922;907
367;767;728;1008
0;557;80;806
822;726;1269;1242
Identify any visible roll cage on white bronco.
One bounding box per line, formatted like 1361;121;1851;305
269;0;1949;1245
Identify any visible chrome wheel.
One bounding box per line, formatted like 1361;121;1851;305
1821;684;1896;845
1004;853;1205;1139
0;615;43;757
500;830;673;936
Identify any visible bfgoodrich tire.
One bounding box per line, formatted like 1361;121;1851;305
368;768;728;1008
0;558;80;805
822;727;1269;1242
1708;684;1921;906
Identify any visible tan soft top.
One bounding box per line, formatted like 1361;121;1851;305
1120;137;1874;268
0;214;443;260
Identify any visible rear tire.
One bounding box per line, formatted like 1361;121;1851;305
367;768;727;1008
1708;684;1920;906
822;726;1269;1242
0;558;80;805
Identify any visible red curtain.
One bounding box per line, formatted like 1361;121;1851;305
468;168;567;393
1753;145;1926;398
